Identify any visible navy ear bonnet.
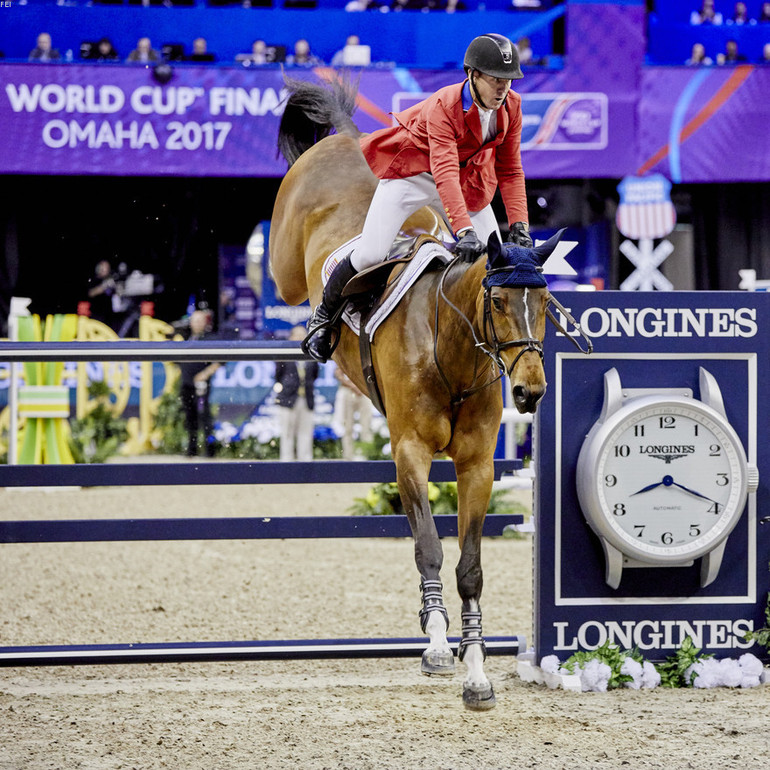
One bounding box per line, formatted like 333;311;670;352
482;229;566;290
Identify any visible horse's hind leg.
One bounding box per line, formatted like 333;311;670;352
455;460;496;710
394;439;455;677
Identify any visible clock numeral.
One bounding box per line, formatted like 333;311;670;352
633;525;645;538
633;425;645;437
708;502;722;515
659;416;676;429
661;532;674;545
709;444;722;457
613;503;626;516
715;473;729;487
614;445;630;458
604;474;617;487
693;424;699;437
689;524;701;537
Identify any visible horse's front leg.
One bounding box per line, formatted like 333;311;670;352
394;439;455;677
455;459;496;710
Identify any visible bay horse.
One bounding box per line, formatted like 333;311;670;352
269;76;564;710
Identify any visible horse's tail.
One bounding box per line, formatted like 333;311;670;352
277;75;361;167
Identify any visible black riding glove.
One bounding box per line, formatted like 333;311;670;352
454;229;485;263
507;221;533;248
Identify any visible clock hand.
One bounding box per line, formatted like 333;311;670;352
669;480;719;505
631;479;665;496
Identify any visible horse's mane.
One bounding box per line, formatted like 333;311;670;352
277;75;362;167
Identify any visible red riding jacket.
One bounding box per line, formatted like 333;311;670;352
359;80;529;236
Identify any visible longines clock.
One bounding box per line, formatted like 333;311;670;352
576;367;758;589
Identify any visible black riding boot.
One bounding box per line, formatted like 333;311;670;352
302;254;357;363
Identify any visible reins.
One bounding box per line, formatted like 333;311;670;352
432;256;593;414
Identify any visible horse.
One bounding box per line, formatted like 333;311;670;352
269;76;567;710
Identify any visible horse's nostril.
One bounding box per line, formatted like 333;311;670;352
513;384;545;414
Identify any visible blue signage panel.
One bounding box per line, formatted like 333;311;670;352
534;291;770;661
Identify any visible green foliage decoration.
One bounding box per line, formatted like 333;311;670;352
553;637;717;690
348;480;527;518
151;386;187;455
655;636;712;688
68;380;128;463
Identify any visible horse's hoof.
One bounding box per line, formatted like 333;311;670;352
462;683;496;711
421;649;455;676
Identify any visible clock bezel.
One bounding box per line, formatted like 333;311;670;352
576;394;750;565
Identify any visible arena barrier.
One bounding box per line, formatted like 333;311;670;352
0;340;527;667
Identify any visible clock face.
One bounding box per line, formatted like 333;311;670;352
579;397;749;563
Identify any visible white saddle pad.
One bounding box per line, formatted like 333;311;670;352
321;237;453;342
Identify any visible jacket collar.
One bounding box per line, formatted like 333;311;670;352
462;79;474;112
461;78;509;145
462;79;483;144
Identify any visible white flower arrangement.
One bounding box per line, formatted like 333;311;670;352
518;639;768;692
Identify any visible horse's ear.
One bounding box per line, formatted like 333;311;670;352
487;231;503;263
532;228;567;265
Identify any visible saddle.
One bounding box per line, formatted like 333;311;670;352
341;233;450;417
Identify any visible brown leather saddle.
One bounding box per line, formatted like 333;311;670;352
341;233;450;417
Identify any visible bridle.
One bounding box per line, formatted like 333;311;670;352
432;257;592;410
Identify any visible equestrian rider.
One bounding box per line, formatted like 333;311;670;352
303;32;532;363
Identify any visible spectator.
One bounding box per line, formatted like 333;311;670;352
29;32;61;62
187;37;217;63
126;37;160;63
331;35;365;67
761;42;770;62
273;326;319;462
515;36;546;66
716;38;748;63
285;39;324;67
333;368;372;460
726;1;753;24
685;42;713;64
94;37;119;63
86;260;119;330
178;309;222;458
237;39;270;65
690;0;723;24
761;2;770;21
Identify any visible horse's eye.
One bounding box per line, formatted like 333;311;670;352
491;296;504;312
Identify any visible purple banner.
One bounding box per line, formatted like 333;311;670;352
2;64;291;177
1;62;635;179
636;65;770;184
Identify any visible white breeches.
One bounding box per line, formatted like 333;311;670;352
333;386;373;459
350;173;502;272
278;401;314;461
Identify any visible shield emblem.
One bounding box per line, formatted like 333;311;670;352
616;174;677;240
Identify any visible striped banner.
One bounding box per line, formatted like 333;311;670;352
18;386;70;419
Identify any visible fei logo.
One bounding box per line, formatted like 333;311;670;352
391;91;608;151
520;92;608;150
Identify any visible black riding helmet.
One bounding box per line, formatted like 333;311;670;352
463;33;523;81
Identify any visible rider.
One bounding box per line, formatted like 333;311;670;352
303;33;533;363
